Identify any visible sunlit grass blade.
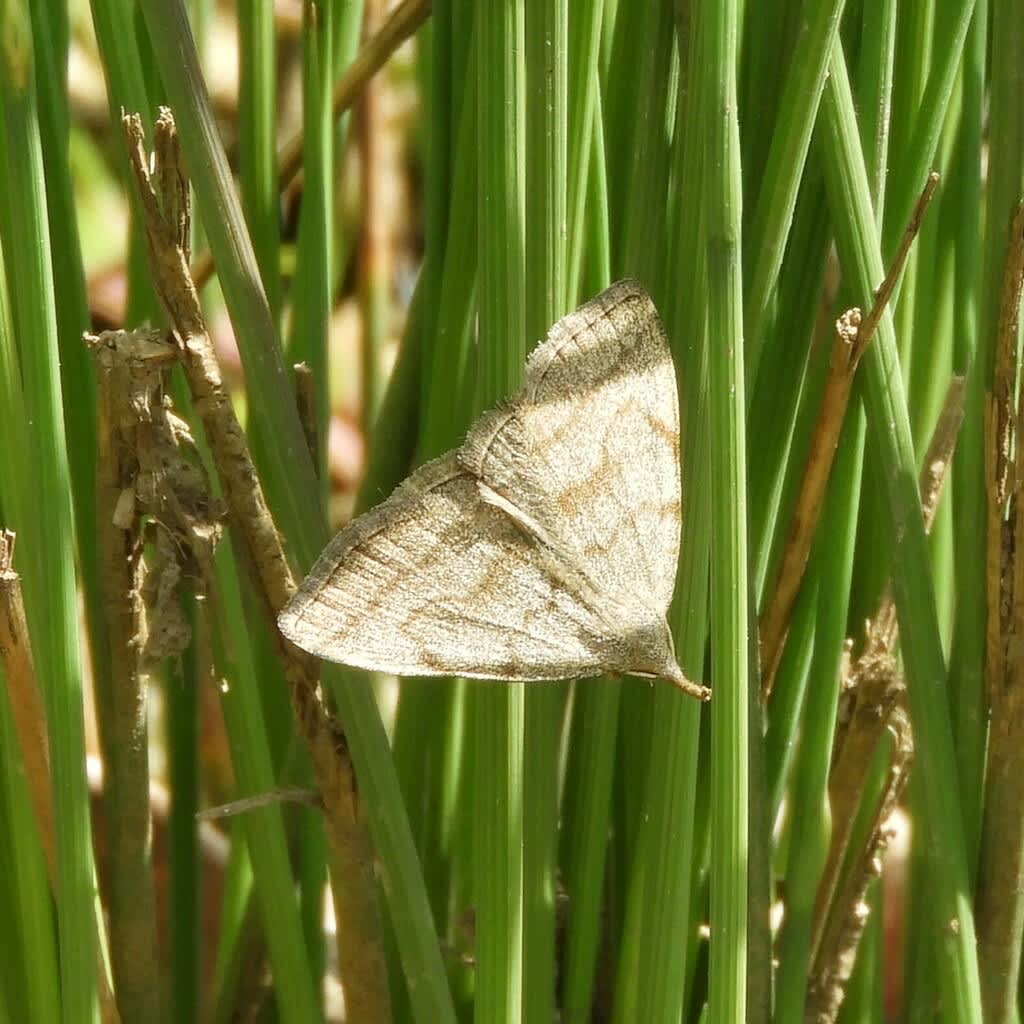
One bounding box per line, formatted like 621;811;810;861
523;3;568;1021
947;0;987;874
0;12;98;1022
237;0;281;318
702;1;752;1020
774;412;864;1020
474;3;527;1019
820;42;983;1024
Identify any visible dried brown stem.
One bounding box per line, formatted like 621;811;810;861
760;173;941;698
851;172;940;362
0;531;55;879
919;375;967;531
760;310;861;693
976;198;1024;1024
863;375;967;650
90;330;163;1022
124;110;391;1022
293;363;320;474
191;0;432;292
805;374;964;1019
806;702;913;1024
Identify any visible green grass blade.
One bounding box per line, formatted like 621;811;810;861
970;0;1024;1018
743;0;846;374
820;42;983;1024
558;92;613;1022
702;1;751;1020
237;0;282;318
882;0;977;257
564;0;604;304
474;3;527;1019
86;0;161;324
206;538;322;1022
288;0;333;486
774;412;864;1020
165;602;202;1023
0;8;96;1018
522;3;568;1022
611;7;708;1019
947;0;987;877
0;668;60;1024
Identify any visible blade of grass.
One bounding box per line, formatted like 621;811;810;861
205;539;322;1022
737;0;789;196
474;2;526;1019
86;0;161;324
237;0;281;317
947;0;987;877
616;0;673;294
0;685;58;1024
743;0;846;377
0;8;97;1018
165;600;201;1024
387;6;477;956
564;0;603;304
210;832;252;1019
703;1;751;1020
416;16;478;461
764;559;818;816
605;3;674;898
882;0;977;258
287;9;335;993
26;3;105;721
773;410;864;1022
611;6;709;1020
748;172;830;604
0;545;60;1024
973;2;1024;1010
905;108;958;463
836;883;884;1024
579;86;610;302
0;179;62;1023
820;42;983;1024
558;92;614;1024
522;3;568;1022
855;0;896;225
386;21;478;1011
358;0;389;438
289;0;334;490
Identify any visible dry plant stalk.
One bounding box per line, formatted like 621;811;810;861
0;530;54;878
123;108;390;1022
760;172;941;698
805;375;965;1023
976;199;1024;1024
293;363;320;474
806;702;912;1024
89;328;179;1022
191;0;432;291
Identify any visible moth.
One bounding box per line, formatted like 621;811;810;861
279;280;709;700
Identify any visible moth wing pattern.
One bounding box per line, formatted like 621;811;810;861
460;279;682;615
279;454;643;680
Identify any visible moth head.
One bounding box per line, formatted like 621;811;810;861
625;617;711;702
